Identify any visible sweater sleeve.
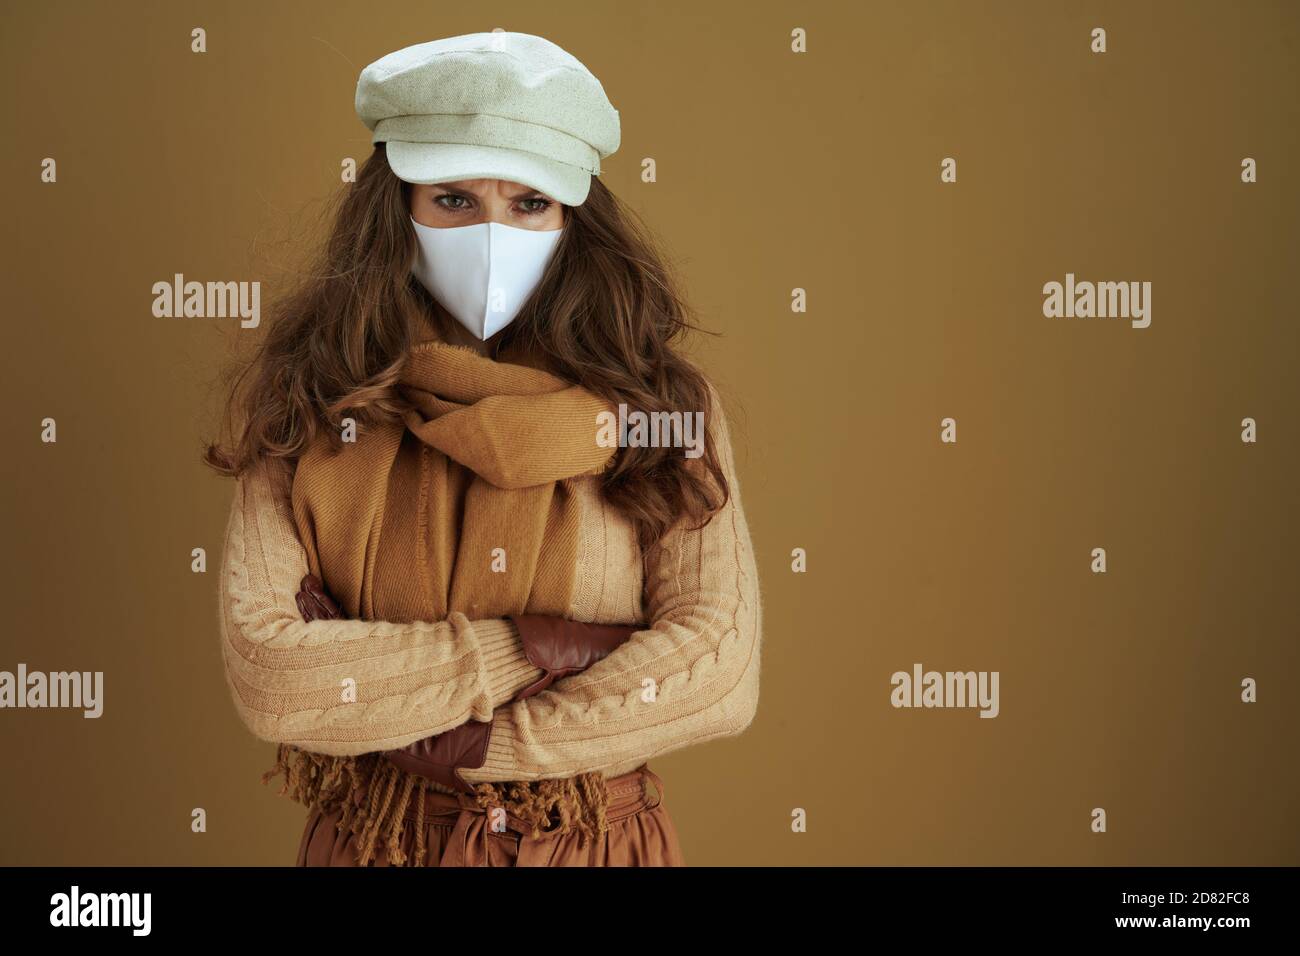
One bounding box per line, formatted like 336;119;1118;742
217;455;544;757
460;392;763;784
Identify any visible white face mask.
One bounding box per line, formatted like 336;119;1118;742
409;217;565;340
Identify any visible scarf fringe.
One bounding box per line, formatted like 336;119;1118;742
262;743;610;866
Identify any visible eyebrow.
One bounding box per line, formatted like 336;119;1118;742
432;184;547;200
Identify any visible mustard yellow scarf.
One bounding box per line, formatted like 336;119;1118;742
265;339;616;865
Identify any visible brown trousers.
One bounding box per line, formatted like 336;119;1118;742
296;765;685;867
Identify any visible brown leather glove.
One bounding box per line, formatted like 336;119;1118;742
509;614;640;700
384;721;493;795
296;574;342;622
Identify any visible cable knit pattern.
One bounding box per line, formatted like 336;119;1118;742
218;390;762;778
462;396;762;784
567;476;644;624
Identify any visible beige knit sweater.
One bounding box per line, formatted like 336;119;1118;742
218;395;761;786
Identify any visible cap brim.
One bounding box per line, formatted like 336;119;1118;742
385;141;592;206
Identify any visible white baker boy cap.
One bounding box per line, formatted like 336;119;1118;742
356;31;621;206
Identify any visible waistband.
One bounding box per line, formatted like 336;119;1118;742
401;766;667;867
416;765;665;836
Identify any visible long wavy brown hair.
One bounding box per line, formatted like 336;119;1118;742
204;144;728;547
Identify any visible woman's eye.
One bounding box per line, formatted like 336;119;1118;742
435;194;470;211
519;198;553;215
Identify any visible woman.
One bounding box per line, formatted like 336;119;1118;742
208;31;761;867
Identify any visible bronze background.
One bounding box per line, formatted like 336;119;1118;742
1;0;1296;865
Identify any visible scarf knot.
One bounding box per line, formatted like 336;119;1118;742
396;342;614;490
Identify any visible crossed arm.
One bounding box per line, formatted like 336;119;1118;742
217;403;761;778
